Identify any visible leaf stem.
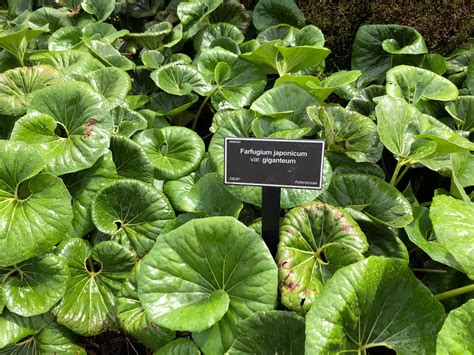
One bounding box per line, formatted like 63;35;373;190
87;258;95;273
394;163;411;186
191;90;215;131
435;284;474;301
412;268;447;273
389;160;404;186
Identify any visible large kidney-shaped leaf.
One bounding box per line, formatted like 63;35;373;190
0;141;73;267
194;23;244;52
111;105;147;137
151;63;211;96
1;253;69;317
386;65;459;105
347;85;386;119
277;201;368;314
177;0;223;39
352;25;428;84
54;239;136;336
86;40;136;71
0;65;59;116
250;83;318;128
208;109;332;208
92;179;175;257
110;136;154;183
253;0;305;31
308;105;382;163
148;92;199;117
134;126;205;180
437;299;474;354
138;217;277;352
325;173;413;227
128;22;173;50
431;195;474;280
0;24;48;66
62;152;118;238
117;260;175;350
227;311;305;354
10;82;113;175
445;96;474;131
305;256;445;354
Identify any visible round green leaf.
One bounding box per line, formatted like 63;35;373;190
80;67;132;109
227;311;304;354
110;136;154;183
0;141;73;267
308;105;383;163
151;63;211;96
437;299;474;354
62;151;118;238
54;239;136;336
306;256;445;354
325;151;385;179
155;338;200;355
92;179;175;257
1;253;69;317
276;45;330;75
163;172;200;212
82;22;129;44
30;50;105;78
277;201;368;313
29;7;72;33
253;0;305;32
138;217;277;334
386;65;459;105
0;65;60;116
141;49;165;69
0;311;49;349
194;23;244;52
445;96;474;131
250;83;318;128
48;26;84;51
147;92;199;117
177;0;223;39
326;173;413;227
111;105;148;137
352;25;428;84
10;82;113;175
431;195;474;280
128;22;173;50
86;40;136;71
134;126;205;180
117;260;175;350
209;0;249;32
347;85;385;119
82;0;116;22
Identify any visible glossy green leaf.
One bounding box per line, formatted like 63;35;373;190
306;256;445;354
0;141;73;267
134;126;205;180
325;151;385;179
253;0;305;31
437;299;474;354
431;195;474;280
79;67;131;109
63;152;118;238
209;0;249;32
163;172;199;212
155;338;200;355
30;50;105;78
128;22;173;50
309;105;382;163
138;217;277;350
252;116;298;138
141;49;164;69
110;136;154;183
404;206;463;272
148;92;199;117
92;179;175;257
117;261;175;350
48;26;84;51
194;23;244;52
28;7;71;33
1;253;68;317
82;0;116;21
277;201;368;314
54;239;136;336
151;63;211;96
177;0;223;38
82;22;129;44
0;24;47;66
276;45;330;75
347;85;385;119
445;96;474;131
0;311;49;349
111;105;147;137
386;65;459;105
87;40;136;71
10;82;113;175
251;83;318;128
240;40;282;74
0;65;59;116
326;173;413;227
352;25;428;84
256;25;296;45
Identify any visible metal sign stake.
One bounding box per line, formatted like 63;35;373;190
261;186;281;257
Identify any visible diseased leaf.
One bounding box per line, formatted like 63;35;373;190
306;257;445;354
277;201;368;314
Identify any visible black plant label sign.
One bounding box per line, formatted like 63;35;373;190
224;137;325;189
